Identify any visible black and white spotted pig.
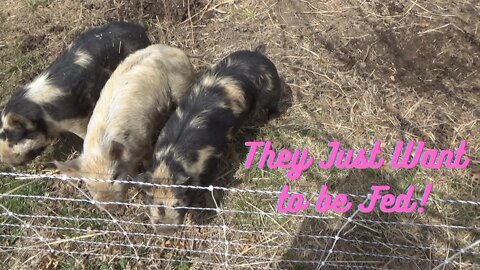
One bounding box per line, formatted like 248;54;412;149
136;46;282;226
0;21;150;166
54;44;195;209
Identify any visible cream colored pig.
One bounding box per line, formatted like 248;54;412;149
55;44;195;210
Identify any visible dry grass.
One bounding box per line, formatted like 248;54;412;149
0;0;479;269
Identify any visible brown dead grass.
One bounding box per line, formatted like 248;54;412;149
0;0;479;269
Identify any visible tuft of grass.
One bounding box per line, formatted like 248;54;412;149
172;256;192;270
244;8;254;19
25;0;52;12
4;41;45;79
0;178;46;214
0;178;47;237
118;258;128;269
57;257;102;270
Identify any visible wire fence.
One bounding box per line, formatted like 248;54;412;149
0;172;478;269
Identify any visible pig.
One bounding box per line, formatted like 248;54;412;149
0;21;151;166
136;45;282;226
54;44;195;210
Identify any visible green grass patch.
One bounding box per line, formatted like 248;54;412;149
6;43;42;74
0;177;48;241
0;177;47;214
172;256;192;270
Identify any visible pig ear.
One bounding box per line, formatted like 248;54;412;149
109;141;128;160
5;113;35;130
176;173;192;185
54;159;81;176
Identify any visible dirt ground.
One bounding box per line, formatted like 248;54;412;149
0;0;479;269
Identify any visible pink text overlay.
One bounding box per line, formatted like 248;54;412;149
244;140;470;215
277;184;433;214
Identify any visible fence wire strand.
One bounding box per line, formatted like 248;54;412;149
1;172;479;206
1;193;477;231
2;212;477;255
0;172;478;269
